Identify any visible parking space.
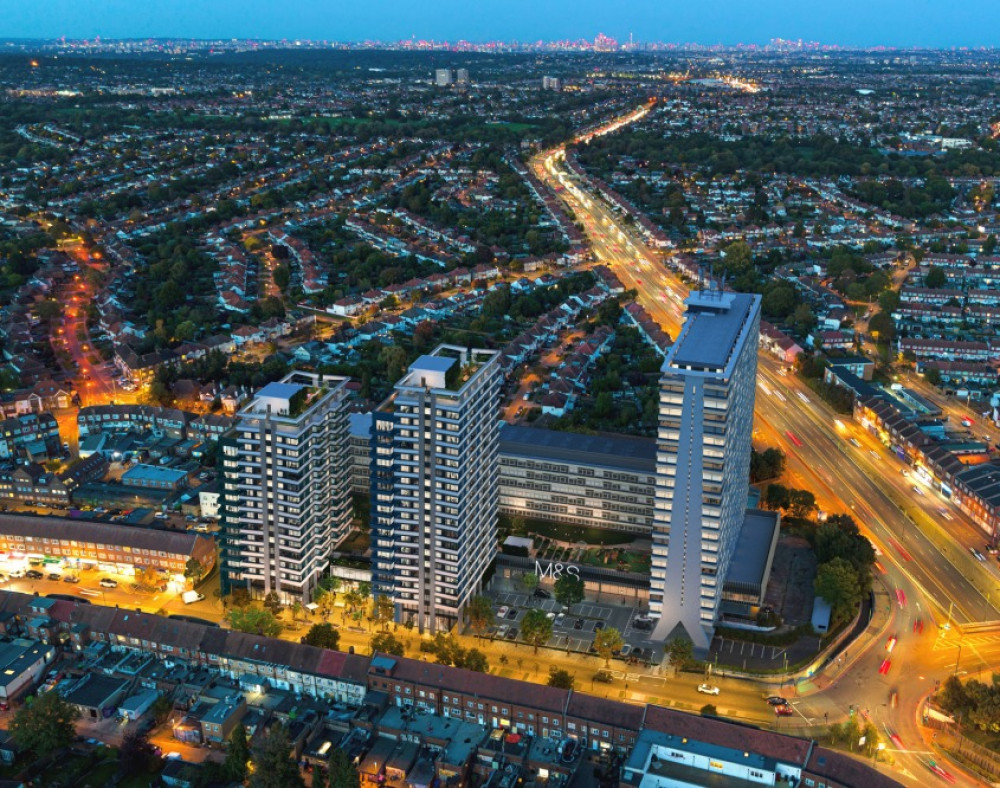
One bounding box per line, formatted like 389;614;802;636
485;581;663;664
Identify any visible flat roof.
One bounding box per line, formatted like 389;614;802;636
255;382;304;401
409;355;456;375
122;464;188;483
726;509;780;589
62;674;129;709
669;291;758;372
499;424;656;474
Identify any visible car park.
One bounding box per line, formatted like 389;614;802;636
554;614;565;628
505;608;518;620
697;684;720;695
496;625;509;639
573;618;584;630
497;606;509;619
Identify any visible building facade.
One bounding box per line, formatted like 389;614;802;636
372;346;501;633
221;372;352;604
649;290;761;651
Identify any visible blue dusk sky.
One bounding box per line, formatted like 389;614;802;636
2;0;998;48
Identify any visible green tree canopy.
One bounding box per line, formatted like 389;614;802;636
814;557;864;621
466;595;495;638
371;631;405;656
249;722;305;788
330;745;361;788
302;623;341;650
224;723;251;783
521;608;554;654
593;626;625;667
547;667;575;689
9;690;81;757
554;574;585;608
227;606;283;638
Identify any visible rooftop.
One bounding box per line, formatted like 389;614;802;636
725;509;780;590
667;290;759;373
499;424;655;473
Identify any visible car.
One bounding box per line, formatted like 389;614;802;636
971;547;986;562
618;644;633;658
554;614;566;628
533;588;552;599
99;578;118;588
913;618;924;634
62;575;79;583
774;705;794;716
697;684;720;695
895;589;907;608
47;573;60;581
901;469;910;477
886;636;897;654
912;485;924;496
594;621;605;631
505;608;518;620
766;696;788;706
573;618;585;630
496;625;509;639
890;690;899;709
878;658;892;675
506;627;519;641
25;570;43;580
497;606;509;619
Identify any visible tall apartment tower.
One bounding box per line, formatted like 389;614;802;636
649;289;761;653
456;68;470;84
542;76;562;91
372;345;501;633
220;372;352;604
435;68;453;86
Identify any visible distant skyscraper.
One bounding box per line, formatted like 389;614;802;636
371;345;501;633
220;372;352;604
649;289;761;652
542;76;562;91
435;68;453;86
456;68;470;84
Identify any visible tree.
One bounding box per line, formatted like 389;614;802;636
924;367;942;386
463;648;490;673
547;668;575;689
750;448;785;483
521;608;554;654
272;264;291;292
554;574;585;608
9;690;80;757
665;638;696;671
937;675;969;714
593;626;625;668
373;595;395;631
815;557;864;621
788;489;817;517
370;631;405;656
924;265;947;289
520;572;539;594
35;299;61;322
343;586;365;611
119;730;157;777
249;723;305;788
764;483;791;511
700;704;718;716
227;607;283;638
184;557;204;584
467;595;495;639
302;623;341;650
224;723;251;783
262;591;283;615
329;746;360;788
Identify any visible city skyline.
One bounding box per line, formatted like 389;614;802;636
3;0;1000;48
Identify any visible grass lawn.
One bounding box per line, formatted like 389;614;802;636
580;547;651;573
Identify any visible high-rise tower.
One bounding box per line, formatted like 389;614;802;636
649;289;761;652
371;345;501;633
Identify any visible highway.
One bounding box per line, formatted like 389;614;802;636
534;127;1000;628
529;107;1000;785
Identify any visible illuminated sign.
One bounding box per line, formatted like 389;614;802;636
534;561;581;580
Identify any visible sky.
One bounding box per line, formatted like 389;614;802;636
3;0;1000;48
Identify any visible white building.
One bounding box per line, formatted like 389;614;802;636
372;345;501;633
456;68;470;84
434;68;452;86
649;289;761;652
221;372;352;604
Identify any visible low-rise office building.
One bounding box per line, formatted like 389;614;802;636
498;424;657;534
